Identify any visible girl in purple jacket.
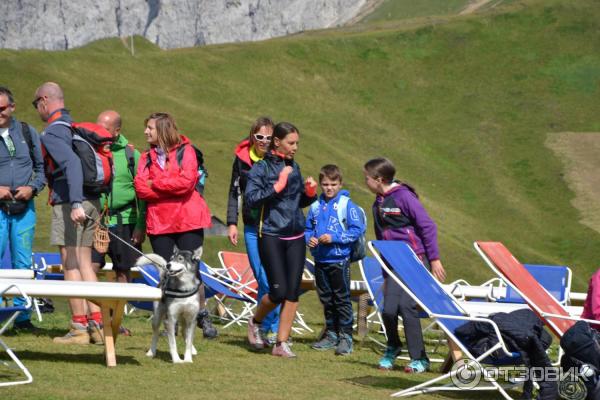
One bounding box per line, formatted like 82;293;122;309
363;157;446;373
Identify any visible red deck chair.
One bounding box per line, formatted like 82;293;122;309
217;251;258;300
474;241;592;338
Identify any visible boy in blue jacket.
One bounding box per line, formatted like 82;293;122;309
305;164;366;356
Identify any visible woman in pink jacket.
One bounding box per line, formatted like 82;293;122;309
134;112;216;337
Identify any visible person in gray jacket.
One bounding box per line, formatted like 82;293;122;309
0;85;45;330
34;82;103;345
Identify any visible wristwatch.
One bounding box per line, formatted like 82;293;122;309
71;202;83;210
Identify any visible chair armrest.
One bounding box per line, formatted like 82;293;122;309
0;284;32;309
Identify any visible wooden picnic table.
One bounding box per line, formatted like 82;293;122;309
0;279;161;367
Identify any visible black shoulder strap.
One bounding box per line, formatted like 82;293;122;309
145;150;152;170
176;145;186;167
20;122;35;162
125;144;136;177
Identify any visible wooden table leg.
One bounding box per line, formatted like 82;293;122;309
111;300;125;345
100;302;117;367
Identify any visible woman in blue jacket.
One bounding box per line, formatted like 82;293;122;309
244;121;317;358
226;116;280;343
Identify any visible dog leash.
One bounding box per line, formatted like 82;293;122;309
84;213;198;299
84;213;164;268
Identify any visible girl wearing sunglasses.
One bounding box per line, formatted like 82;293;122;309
226;116;280;343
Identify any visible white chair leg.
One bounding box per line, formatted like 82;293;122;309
33;298;42;322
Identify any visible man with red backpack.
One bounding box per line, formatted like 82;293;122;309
33;82;104;345
91;110;146;336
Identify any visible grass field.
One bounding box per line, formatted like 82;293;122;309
2;0;600;397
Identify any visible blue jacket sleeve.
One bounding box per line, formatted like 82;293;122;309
27;125;46;194
41;126;84;204
244;161;277;208
331;200;366;244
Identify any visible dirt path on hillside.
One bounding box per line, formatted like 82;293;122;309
547;133;600;234
344;0;386;25
459;0;497;15
348;0;501;25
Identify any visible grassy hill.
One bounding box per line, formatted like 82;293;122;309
4;0;600;398
3;0;600;290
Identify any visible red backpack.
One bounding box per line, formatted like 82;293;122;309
43;121;114;195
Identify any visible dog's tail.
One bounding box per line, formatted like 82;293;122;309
135;253;167;269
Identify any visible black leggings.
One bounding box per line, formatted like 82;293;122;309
148;229;204;261
258;235;305;304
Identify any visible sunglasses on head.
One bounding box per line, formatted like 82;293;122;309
0;104;13;112
254;133;272;142
31;97;42;109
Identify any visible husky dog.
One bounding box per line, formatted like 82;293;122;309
136;247;202;363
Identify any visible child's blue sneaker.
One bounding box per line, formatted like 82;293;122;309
312;330;339;351
378;346;402;370
404;358;430;374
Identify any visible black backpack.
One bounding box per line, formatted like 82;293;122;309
560;321;600;400
175;144;207;195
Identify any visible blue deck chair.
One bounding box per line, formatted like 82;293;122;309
32;252;63;281
129;264;161;312
496;264;571;305
0;283;33;386
358;256;386;344
369;240;526;399
359;256;447;361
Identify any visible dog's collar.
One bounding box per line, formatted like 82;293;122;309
162;286;199;299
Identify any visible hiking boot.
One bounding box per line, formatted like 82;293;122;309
88;320;104;345
53;322;90;345
247;319;265;349
378;346;402;370
197;310;218;339
404;358;430;374
335;332;353;356
272;341;296;358
311;330;339;351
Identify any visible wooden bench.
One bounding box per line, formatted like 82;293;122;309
0;279;161;367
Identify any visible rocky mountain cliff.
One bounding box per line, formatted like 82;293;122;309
0;0;369;50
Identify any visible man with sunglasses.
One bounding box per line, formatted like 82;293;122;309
33;82;103;345
0;86;46;331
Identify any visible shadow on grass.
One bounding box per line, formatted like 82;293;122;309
346;375;522;399
14;350;141;365
3;326;68;338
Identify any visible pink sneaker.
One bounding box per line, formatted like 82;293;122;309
272;341;296;358
247;319;265;350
